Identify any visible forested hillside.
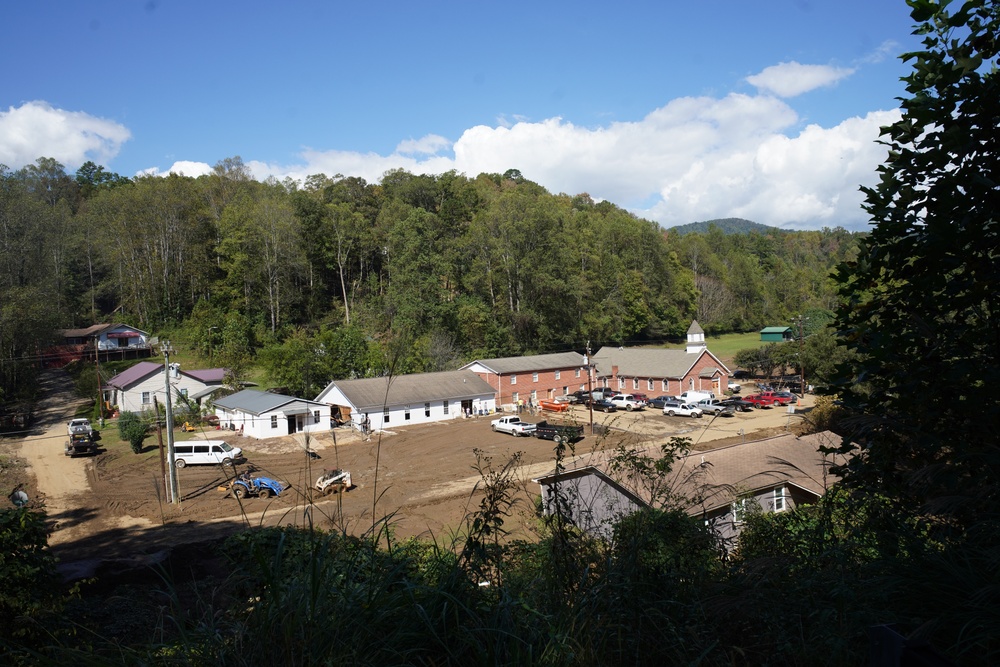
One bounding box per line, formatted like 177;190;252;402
0;159;860;399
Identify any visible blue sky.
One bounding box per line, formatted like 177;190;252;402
1;1;920;230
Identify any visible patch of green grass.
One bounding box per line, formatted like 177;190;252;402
660;332;765;365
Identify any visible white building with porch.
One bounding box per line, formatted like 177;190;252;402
213;389;331;440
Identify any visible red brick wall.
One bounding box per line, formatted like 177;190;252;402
471;367;589;406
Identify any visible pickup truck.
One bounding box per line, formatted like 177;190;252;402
758;391;795;406
67;418;94;438
533;421;585;443
490;415;538;437
610;394;645;411
694;398;734;416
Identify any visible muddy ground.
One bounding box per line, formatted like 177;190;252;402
6;371;810;574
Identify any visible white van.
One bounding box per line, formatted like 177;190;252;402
679;390;715;403
173;440;243;468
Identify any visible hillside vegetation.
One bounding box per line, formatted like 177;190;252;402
0;163;858;400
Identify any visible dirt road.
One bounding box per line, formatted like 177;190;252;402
14;378;815;567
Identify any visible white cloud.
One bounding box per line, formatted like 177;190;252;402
396;134;451;155
251;92;896;231
0;101;130;169
747;61;855;98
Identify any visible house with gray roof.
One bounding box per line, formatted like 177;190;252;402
213;389;331;440
591;321;730;397
103;361;228;414
461;351;587;410
533;431;844;547
315;370;497;430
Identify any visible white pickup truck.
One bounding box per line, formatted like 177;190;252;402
67;418;94;438
491;415;538;437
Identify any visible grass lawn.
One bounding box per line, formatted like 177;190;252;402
662;332;764;366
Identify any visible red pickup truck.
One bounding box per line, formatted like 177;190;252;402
759;391;795;406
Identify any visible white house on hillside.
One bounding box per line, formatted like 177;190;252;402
103;361;227;414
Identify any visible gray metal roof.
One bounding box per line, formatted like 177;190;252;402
213;388;324;415
591;347;699;379
687;320;705;334
461;351;586;375
323;370;496;412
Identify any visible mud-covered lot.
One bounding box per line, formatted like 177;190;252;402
11;379;808;566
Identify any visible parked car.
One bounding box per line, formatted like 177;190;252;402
758;391;795;406
743;394;778;408
553;394;578;404
631;392;650;404
610;394;645;411
727;381;741;393
661;401;704;418
571;389;592;403
647;395;677;409
721;398;755;412
732;370;752;379
589;398;618;413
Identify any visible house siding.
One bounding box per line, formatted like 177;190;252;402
319;384;494;429
539;472;641;539
109;369;219;414
215;403;331;440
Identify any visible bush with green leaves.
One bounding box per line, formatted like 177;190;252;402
116;410;147;454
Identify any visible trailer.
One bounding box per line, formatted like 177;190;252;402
533;420;584;443
65;433;98;457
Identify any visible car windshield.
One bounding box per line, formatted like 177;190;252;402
219;442;234;452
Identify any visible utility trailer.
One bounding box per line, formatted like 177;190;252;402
65;433;97;457
533;421;585;443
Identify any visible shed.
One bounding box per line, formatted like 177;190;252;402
759;326;793;342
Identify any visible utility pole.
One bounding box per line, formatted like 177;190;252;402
163;341;179;504
791;316;808;400
585;341;595;435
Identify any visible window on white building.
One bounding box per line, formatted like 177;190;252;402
405;406;411;421
383;410;390;423
270;415;278;428
313;410;320;424
141;391;150;405
443;401;449;415
425;402;431;418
